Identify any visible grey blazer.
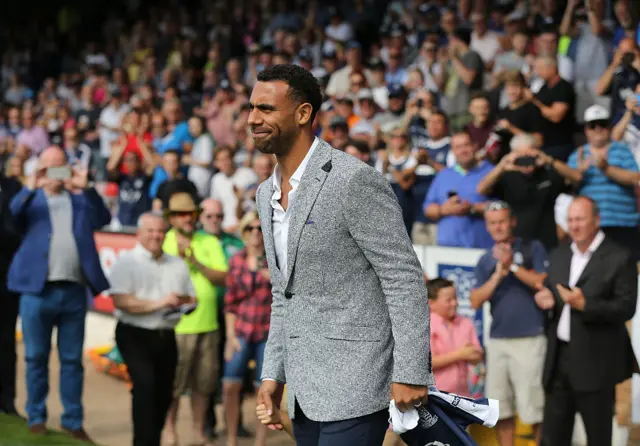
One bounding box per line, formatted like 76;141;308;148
256;139;433;423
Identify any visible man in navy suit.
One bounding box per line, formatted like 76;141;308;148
8;146;111;442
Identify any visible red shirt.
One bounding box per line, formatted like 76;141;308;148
224;249;272;343
431;312;481;396
120;132;152;175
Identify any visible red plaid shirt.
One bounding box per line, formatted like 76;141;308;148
224;249;272;343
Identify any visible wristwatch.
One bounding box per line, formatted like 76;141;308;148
509;264;520;274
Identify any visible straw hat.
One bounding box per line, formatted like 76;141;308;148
164;192;200;217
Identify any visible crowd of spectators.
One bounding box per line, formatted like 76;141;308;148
1;0;640;444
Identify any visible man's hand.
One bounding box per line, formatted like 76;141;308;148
177;235;191;259
456;343;483;363
492;243;513;268
534;287;555;310
391;383;428;412
493;261;509;281
591;149;608;171
64;166;89;193
556;285;586;310
441;196;471;216
161;292;182;309
27;167;46;190
522;88;534;102
256;381;285;430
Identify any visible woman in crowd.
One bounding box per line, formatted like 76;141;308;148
222;211;272;446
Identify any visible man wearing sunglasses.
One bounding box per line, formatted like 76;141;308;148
161;192;229;446
199;198;250;441
537;105;640;259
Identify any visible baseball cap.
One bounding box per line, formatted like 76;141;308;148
367;57;386;71
357;89;374;101
336;93;355;104
388;83;406;98
298;48;313;62
346;41;362;51
583;105;610;123
322;49;337;59
329;115;349;129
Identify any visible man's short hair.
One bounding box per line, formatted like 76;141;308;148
573;195;601;217
453;27;472;46
538;23;559;37
510;133;537;151
503;70;526;86
214;146;234;159
257;64;323;123
427;277;455;300
470;91;490;103
163;149;181;160
429;109;449;126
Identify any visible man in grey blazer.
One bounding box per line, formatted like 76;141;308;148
249;64;433;446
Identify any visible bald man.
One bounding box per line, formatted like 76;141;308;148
7;146;111;441
110;211;196;446
596;37;640;123
534;196;637;445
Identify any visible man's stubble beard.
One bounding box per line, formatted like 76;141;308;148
255;130;296;157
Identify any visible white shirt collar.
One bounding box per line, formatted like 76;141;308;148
272;137;320;196
133;243;166;262
571;230;605;256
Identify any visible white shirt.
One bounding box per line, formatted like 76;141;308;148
271;138;319;273
108;243;196;330
210;167;258;231
556;230;605;342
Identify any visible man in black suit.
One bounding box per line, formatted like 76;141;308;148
0;173;23;415
534;196;638;446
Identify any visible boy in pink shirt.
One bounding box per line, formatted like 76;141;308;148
429;277;484;396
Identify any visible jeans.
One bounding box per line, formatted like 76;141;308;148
116;322;177;446
20;282;87;429
222;337;267;387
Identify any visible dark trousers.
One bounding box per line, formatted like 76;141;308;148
292;400;388;446
116;322;177;446
541;342;615;446
0;290;19;414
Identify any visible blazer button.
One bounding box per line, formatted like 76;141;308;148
284;291;293;299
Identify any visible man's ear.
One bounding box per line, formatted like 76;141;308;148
295;103;313;126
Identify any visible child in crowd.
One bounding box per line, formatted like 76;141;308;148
429;277;484;396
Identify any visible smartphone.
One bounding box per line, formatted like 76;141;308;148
514;156;537;167
416;99;424;108
635;93;640;103
257;256;267;270
46;166;72;180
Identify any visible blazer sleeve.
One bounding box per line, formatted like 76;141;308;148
342;165;433;386
582;251;638;324
9;187;36;224
256;184;287;383
83;187;112;229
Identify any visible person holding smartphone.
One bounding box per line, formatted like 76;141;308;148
7;146;111;441
222;212;272;446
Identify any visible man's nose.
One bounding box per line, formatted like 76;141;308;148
247;109;262;126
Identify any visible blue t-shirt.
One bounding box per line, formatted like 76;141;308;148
568;142;639;228
154;121;193;154
474;238;548;339
423;161;494;249
117;174;152;226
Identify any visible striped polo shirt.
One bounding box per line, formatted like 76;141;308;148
568;142;639;228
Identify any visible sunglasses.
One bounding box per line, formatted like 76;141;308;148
244;225;262;233
586;120;608;130
203;213;224;219
170;211;199;218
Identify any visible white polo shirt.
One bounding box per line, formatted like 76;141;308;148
108;243;196;330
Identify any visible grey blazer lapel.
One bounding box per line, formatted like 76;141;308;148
285;140;332;284
257;178;280;275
